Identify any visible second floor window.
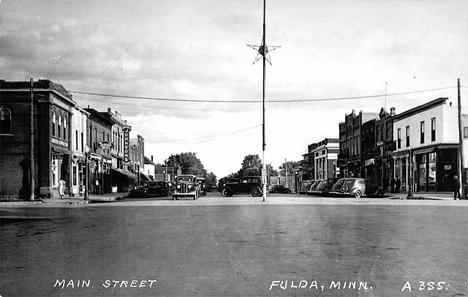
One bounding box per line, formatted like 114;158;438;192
431;117;436;142
75;130;79;150
0;108;12;134
406;126;410;147
52;113;56;136
57;114;62;138
420;121;425;144
397;128;401;149
63;116;67;140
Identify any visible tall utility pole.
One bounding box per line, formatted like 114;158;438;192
248;0;280;202
458;78;466;199
30;78;35;201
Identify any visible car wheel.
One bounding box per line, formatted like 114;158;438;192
172;196;175;200
251;187;262;197
221;188;231;197
354;190;362;198
286;189;291;194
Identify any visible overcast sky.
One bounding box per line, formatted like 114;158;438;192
1;0;467;178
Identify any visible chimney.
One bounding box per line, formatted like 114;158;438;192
151;155;153;162
390;107;396;116
450;102;452;106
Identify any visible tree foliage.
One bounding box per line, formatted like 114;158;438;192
278;160;304;175
165;152;206;176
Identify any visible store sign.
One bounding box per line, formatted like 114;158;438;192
97;141;114;150
123;128;130;163
444;165;452;170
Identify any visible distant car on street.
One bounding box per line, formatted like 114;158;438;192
339;178;384;198
268;184;292;194
172;175;199;200
329;178;347;196
311;178;338;195
128;181;172;198
221;176;263;197
299;180;314;194
307;180;322;195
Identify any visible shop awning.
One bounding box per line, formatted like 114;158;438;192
140;172;151;181
112;168;137;179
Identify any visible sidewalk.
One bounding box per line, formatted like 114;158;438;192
0;192;129;206
386;191;462;200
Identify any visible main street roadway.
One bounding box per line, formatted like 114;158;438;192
1;193;467;297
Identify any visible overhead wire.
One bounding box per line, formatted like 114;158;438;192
70;86;456;104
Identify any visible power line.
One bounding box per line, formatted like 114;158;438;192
155;124;261;144
70;86;456;104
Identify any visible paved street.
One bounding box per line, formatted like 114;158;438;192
1;194;467;297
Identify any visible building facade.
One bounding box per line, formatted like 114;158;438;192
84;108;114;194
311;138;339;180
70;106;89;196
338;110;378;178
0;79;76;199
392;98;467;192
100;108;136;192
374;107;396;190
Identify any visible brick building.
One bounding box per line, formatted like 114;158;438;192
84;108;114;194
0;79;77;199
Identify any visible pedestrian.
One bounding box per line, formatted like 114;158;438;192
390;177;395;193
95;179;100;194
453;175;461;200
383;178;389;193
395;177;401;193
58;178;66;199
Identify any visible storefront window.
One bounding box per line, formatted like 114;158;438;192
418;154;427;190
402;157;407;188
428;153;436;190
73;164;78;186
52;158;59;187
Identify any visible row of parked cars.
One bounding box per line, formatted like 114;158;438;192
299;177;385;198
128;175;207;200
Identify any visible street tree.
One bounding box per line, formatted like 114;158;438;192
241;154;263;176
165;152;206;176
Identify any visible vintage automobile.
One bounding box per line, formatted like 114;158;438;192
329;178;347;196
339;178;384;198
197;177;207;196
268;184;292;194
221;176;263;197
299;180;314;194
172;175;199;200
311;178;338;195
307;180;322;195
128;181;172;198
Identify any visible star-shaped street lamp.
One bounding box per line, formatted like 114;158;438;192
247;0;280;202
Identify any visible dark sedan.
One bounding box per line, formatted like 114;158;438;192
268;184;292;194
128;181;173;198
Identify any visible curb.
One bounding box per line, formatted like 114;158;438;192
0;200;44;206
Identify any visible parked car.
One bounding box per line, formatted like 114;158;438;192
299;180;314;194
172;175;199;200
307;180;322;195
197;177;207;196
269;184;292;194
339;178;384;198
311;178;338;195
221;176;263;197
128;181;172;198
329;178;347;196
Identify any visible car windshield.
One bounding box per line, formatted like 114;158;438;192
176;176;195;182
